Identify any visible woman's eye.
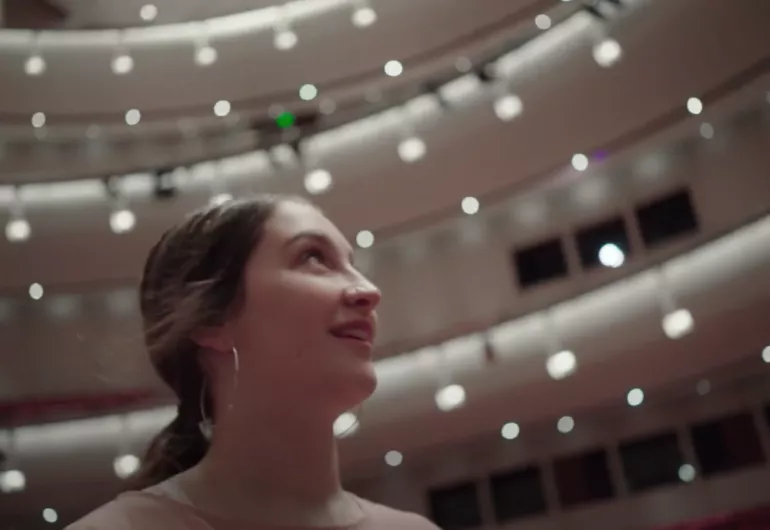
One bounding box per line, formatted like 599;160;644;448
300;248;328;267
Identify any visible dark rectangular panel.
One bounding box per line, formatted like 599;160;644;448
635;188;698;247
691;412;766;477
512;238;568;288
554;448;615;507
490;465;548;522
427;480;483;530
619;432;685;492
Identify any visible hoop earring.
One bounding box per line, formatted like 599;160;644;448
198;346;240;441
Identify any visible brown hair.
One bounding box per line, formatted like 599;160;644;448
133;194;294;488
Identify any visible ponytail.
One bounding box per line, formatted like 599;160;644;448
131;348;212;489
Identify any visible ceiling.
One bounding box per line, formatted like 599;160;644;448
6;0;316;29
1;0;770;522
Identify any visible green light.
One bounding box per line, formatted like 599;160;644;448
275;112;296;129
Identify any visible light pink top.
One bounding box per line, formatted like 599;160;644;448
65;485;440;530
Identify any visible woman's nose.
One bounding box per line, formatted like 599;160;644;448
343;282;382;310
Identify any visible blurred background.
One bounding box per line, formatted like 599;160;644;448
1;0;770;528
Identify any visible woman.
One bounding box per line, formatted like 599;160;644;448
69;195;439;529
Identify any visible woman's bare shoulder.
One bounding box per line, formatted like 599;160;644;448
65;491;205;530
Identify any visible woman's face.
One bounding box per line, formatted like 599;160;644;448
228;200;381;414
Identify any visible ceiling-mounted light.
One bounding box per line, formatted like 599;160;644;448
662;308;694;339
333;411;359;437
384;450;403;467
351;1;377;27
762;346;770;363
494;93;523;121
678;464;696;483
124;109;141;126
0;469;26;493
5;218;31;242
112;53;134;75
626;387;644;407
593;38;622;67
195;44;217;66
534;14;552;30
398;136;426;163
274;28;298;50
42;508;58;524
435;383;466;411
304;168;332;195
25;54;46;76
501;422;520;440
213;100;231;117
699;123;714;139
557;416;574;433
356;230;374;249
461;196;480;215
113;454;140;479
571;153;589;171
384;60;403;77
31;112;46;128
686;97;703;115
598;242;625;268
140;4;158;22
546;350;577;379
110;208;136;234
299;83;318;101
29;282;44;300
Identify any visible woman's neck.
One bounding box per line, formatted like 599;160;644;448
176;401;362;526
